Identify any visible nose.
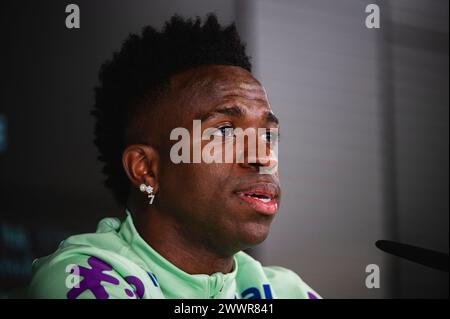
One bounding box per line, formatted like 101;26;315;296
242;153;278;175
238;136;278;174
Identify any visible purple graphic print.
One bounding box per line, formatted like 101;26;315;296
308;292;318;299
67;256;119;299
124;275;145;299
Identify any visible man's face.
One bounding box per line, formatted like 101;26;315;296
154;65;281;256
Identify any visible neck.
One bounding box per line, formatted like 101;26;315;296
128;202;234;275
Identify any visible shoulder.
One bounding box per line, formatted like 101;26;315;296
263;265;321;299
28;220;152;299
28;252;144;299
235;251;321;299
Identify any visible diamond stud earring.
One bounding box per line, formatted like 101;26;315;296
139;183;155;204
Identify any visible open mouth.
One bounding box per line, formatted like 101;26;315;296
235;184;279;215
241;192;274;203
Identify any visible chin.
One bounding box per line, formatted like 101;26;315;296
237;222;272;248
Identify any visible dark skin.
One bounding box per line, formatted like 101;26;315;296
123;65;281;275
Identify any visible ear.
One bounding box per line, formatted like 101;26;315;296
122;144;160;193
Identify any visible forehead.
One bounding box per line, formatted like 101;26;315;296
168;65;271;120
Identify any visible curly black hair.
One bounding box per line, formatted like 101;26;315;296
91;14;252;206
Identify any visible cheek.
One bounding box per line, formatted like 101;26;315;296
189;164;232;203
159;163;195;202
159;163;232;210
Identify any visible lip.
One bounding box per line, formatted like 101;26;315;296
234;183;280;215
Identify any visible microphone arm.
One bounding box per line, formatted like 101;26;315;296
375;240;449;272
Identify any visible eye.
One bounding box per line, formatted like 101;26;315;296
212;124;235;137
262;129;279;145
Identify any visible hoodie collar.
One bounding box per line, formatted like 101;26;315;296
118;209;238;298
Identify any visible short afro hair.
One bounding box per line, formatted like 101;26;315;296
91;14;252;206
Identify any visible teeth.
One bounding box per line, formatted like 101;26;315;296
245;194;272;203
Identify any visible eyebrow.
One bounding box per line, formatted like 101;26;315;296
201;105;279;125
265;112;279;125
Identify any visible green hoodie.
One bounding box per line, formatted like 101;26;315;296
28;210;320;299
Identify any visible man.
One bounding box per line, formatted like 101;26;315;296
28;14;320;299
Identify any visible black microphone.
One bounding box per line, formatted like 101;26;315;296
375;240;449;272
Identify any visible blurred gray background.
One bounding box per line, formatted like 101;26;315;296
1;0;448;298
